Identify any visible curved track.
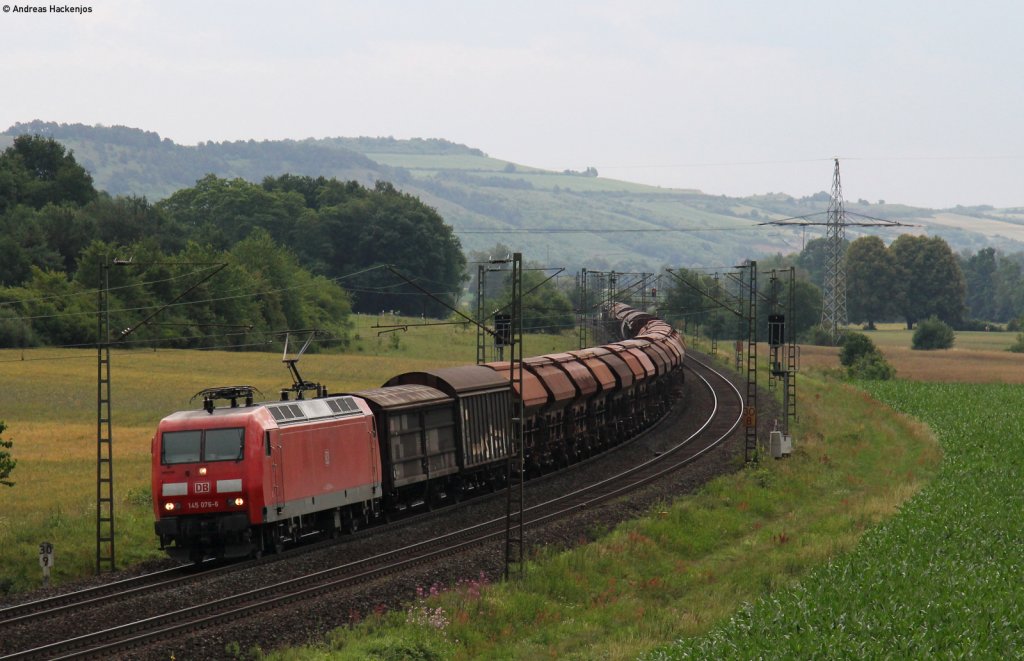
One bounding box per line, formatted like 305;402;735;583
0;353;743;660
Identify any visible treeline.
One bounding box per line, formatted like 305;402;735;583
0;136;465;349
844;236;1024;329
3;121;381;199
665;232;1021;342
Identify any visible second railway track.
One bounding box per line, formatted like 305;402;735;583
1;352;745;660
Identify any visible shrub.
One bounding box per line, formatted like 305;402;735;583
912;317;955;350
849;351;896;380
839;332;877;367
957;318;1002;332
802;325;834;346
1008;332;1024;353
0;310;37;348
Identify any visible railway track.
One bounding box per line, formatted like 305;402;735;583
1;353;743;660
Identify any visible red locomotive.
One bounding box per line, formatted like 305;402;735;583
152;304;685;562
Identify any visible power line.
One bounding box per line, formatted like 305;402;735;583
0;263;225;309
0;263;392;325
457;225;759;234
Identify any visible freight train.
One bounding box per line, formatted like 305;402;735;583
151;304;685;562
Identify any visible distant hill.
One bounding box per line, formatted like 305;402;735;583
5;120;1024;271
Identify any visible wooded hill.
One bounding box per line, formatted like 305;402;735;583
4;120;1024;273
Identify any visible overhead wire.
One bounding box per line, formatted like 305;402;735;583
0;263;226;309
0;263;395;324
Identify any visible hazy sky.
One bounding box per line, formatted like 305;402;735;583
3;1;1022;208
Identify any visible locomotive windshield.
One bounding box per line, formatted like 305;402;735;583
162;428;244;464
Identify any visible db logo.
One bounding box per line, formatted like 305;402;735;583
194;482;211;494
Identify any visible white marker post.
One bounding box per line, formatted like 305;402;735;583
39;541;54;587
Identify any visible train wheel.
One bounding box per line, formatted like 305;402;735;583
249;529;264;559
264;528;284;555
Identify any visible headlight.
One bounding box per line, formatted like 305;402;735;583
164;502;176;511
232;497;244;507
198;467;208;476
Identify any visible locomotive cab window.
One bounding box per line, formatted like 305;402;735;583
161;428;244;465
205;428;245;461
162;430;201;464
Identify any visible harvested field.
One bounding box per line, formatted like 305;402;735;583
796;343;1024;383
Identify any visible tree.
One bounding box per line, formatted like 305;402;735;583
994;257;1024;322
0;421;15;487
488;264;574;335
157;174;306;250
0;135;97;210
889;235;966;329
159;175;467;317
663;268;713;331
961;247;998;321
789;279;824;340
796;237;846;291
845;236;897;328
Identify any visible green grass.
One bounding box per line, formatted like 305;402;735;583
269;366;940;660
649;380;1023;658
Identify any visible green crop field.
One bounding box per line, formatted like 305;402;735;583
651;380;1023;658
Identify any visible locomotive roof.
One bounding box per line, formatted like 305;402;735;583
160;395;366;427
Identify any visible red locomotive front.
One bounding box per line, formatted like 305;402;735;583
152;394;382;562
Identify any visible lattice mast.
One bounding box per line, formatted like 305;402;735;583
96;261;115;573
821;158;848;343
504;253;525;581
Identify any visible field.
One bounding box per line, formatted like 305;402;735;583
652;380;1024;657
796;327;1024;383
0;316;577;593
3;320;1016;658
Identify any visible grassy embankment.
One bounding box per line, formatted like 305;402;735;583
275;348;942;659
0;315;577;594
